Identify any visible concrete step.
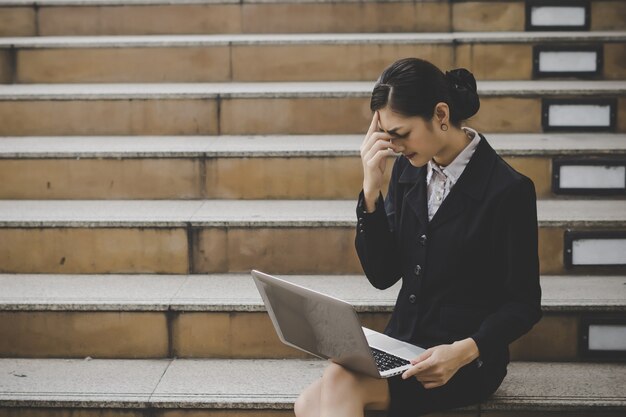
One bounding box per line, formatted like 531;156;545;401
0;274;624;360
0;81;624;135
0;199;624;275
0;133;625;199
0;0;623;36
0;32;624;83
0;358;624;416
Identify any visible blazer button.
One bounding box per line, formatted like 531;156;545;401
408;294;417;304
414;264;422;276
419;234;427;245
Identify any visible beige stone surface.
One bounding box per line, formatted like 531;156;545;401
0;99;218;135
502;156;551;198
0;228;188;273
242;3;449;33
509;314;578;361
0;7;36;37
205;157;364;199
191;228;229;273
455;44;533;80
0;311;168;358
220;97;371;134
232;43;452;81
619;97;626;133
604;43;626;80
452;2;525;32
17;47;231;83
38;5;241;36
0;158;202;199
591;1;626;31
538;228;564;275
471;98;542;133
225;227;361;274
172;312;306;358
193;227;361;274
0;49;12;84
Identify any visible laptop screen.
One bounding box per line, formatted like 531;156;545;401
256;275;364;359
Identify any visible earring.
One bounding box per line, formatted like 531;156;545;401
441;124;448;131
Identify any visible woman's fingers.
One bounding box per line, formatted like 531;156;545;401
361;130;389;158
360;111;379;154
367;149;390;171
364;138;403;163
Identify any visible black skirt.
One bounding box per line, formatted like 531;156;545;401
385;359;507;417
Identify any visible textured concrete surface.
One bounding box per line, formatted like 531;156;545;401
0;274;623;312
150;359;325;408
0;81;623;100
0;31;623;47
484;362;626;411
0;199;624;228
0;358;169;407
0;359;624;410
0;134;625;158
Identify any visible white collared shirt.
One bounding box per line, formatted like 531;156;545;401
426;126;481;222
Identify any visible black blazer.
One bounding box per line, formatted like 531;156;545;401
355;132;542;371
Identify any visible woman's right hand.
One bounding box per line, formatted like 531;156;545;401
360;110;404;212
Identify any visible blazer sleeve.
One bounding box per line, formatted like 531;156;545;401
470;176;543;364
354;158;403;290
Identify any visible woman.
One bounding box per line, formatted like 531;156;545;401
294;57;542;417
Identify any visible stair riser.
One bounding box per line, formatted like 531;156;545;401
0;156;595;200
1;97;624;135
3;43;623;83
1;1;624;36
0;311;603;361
0;226;623;274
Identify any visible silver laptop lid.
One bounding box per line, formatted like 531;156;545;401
251;270;380;376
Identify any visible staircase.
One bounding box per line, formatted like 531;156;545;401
0;0;625;416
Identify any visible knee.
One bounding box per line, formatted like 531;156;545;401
294;380;319;417
294;392;309;417
322;362;360;394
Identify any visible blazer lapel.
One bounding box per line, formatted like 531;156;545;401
398;162;428;228
428;133;497;231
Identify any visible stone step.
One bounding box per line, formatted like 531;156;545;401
0;274;624;360
0;32;624;83
0;0;623;36
0;133;625;199
0;199;624;275
0;358;623;416
0;81;624;135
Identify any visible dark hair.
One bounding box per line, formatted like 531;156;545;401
370;57;480;128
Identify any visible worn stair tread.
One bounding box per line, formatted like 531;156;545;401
0;80;624;99
0;199;624;227
1;133;626;158
0;274;624;312
0;358;624;411
1;31;624;47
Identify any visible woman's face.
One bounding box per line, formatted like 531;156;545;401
376;105;445;168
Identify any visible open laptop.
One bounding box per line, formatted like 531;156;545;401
251;270;426;378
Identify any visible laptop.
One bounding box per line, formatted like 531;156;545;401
251;270;426;378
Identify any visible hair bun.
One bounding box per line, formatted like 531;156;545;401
445;68;480;120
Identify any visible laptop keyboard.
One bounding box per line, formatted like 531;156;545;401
370;347;411;372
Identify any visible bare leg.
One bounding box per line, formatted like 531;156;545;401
294;377;322;417
295;363;389;417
